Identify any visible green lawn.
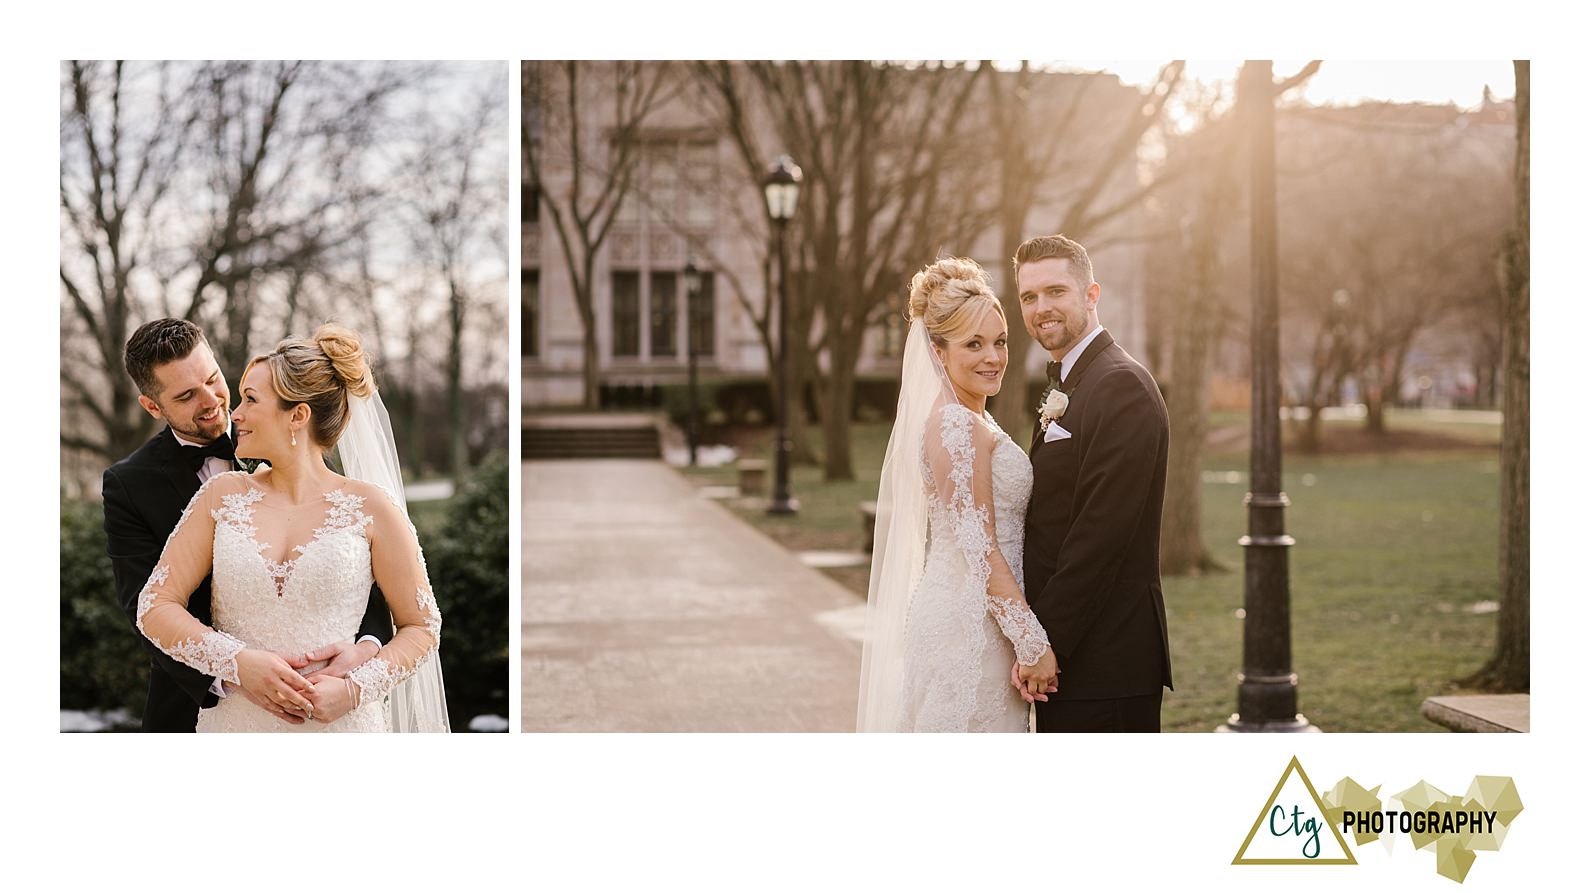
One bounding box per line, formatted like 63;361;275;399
683;410;1506;732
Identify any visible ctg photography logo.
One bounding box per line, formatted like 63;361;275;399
1233;756;1524;883
1232;756;1356;865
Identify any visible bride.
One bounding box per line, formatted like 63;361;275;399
135;325;447;732
858;258;1058;732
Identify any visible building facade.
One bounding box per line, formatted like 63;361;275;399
523;62;1153;409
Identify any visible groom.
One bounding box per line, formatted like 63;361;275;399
102;318;392;732
1013;235;1173;732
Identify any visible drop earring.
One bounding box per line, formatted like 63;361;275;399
291;431;298;447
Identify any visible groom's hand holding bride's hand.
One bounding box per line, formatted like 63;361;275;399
1011;650;1060;704
290;639;378;724
292;639;381;679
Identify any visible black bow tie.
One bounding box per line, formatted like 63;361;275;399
180;432;235;472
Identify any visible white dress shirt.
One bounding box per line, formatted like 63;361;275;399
1059;324;1106;384
170;430;233;484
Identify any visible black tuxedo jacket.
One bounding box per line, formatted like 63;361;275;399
102;427;393;732
1023;330;1173;702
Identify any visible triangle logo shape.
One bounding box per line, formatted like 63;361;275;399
1233;755;1358;865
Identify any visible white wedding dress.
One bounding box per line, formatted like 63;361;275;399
136;470;441;733
894;403;1041;732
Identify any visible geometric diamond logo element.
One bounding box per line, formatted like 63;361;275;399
1233;756;1358;865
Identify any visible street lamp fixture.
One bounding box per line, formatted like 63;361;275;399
684;259;702;467
1222;60;1313;733
764;155;802;222
763;155;802;515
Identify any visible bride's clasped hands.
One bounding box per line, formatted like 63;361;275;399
230;638;377;725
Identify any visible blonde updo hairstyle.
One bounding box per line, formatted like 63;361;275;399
906;257;1005;348
244;323;376;450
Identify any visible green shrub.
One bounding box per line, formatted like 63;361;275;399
59;499;147;722
426;452;510;728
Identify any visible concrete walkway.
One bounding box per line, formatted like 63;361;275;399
522;460;863;731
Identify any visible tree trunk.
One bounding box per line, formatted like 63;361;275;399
1300;406;1324;454
786;327;818;466
820;330;860;482
407;318;425;473
1160;286;1222;574
990;211;1037;440
1465;60;1529;692
576;259;600;409
448;278;468;483
1297;325;1338;454
1363;363;1387;434
1384;335;1413;416
580;319;600;410
1160;165;1232;576
820;366;857;482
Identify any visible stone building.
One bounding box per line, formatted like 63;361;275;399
523;62;1155;410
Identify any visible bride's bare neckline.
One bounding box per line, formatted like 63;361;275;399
242;468;355;507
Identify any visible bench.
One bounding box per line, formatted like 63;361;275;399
737;459;769;497
1420;694;1529;732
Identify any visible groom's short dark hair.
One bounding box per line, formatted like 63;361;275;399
124;318;208;398
1014;234;1095;287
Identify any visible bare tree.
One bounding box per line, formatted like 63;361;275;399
694;61;996;481
686;61;819;463
401;73;506;482
523;61;677;409
1156;64;1320;575
61;61;412;463
983;62;1187;438
62;61;508;490
1464;61;1528;692
1276;97;1509;448
1157;118;1241;576
180;62;409;383
60;62;199;461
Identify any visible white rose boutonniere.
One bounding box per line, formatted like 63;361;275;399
1038;387;1069;426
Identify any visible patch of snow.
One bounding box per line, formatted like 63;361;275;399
468;714;510;732
60;709;134;732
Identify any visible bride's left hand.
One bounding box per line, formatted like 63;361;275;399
1012;654;1060;703
303;674;359;724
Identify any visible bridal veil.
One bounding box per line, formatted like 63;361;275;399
856;318;958;731
339;390;452;733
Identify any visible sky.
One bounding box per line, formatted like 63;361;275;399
1069;60;1516;108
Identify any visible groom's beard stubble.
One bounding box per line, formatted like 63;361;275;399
171;416;229;446
1034;313;1087;356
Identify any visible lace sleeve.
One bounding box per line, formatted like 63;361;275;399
134;473;248;685
924;404;1050;666
345;486;441;707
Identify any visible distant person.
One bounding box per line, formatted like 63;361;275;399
104;319;448;731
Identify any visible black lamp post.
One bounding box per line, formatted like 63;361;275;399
1222;60;1313;733
763;154;802;515
684;259;702;467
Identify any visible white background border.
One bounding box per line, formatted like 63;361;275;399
13;1;1584;889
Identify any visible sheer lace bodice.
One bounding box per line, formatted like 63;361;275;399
135;470;441;733
896;403;1046;732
